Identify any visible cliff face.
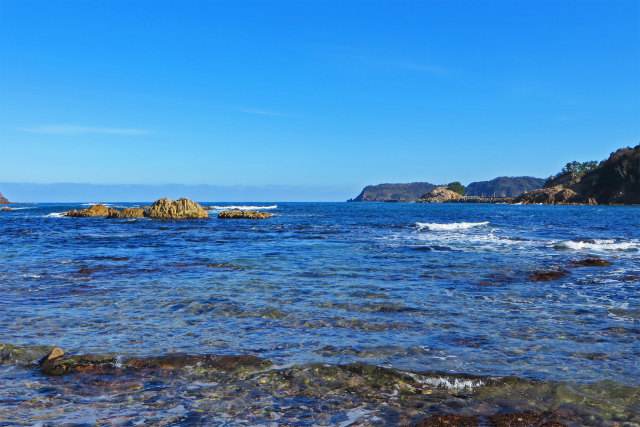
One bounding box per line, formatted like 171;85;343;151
0;192;9;204
465;177;545;198
348;182;436;202
416;187;463;203
516;145;640;205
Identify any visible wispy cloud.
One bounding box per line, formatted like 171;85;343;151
18;125;153;135
236;108;289;117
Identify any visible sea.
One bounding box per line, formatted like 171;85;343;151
0;202;638;426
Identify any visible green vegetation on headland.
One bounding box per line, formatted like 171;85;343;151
349;144;640;205
445;181;466;196
515;144;640;205
348;177;544;202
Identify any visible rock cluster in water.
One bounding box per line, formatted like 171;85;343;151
64;198;209;220
416;187;463;203
64;204;121;218
515;145;640;205
528;258;612;283
218;210;273;219
145;198;209;220
0;192;10;204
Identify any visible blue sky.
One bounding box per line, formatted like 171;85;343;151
1;0;638;201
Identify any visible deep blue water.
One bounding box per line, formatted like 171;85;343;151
1;202;639;424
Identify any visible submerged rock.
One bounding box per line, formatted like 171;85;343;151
146;198;209;220
0;207;11;211
39;352;269;376
487;411;565;427
571;258;612;267
64;204;120;218
218;210;273;219
529;270;569;282
416;187;463;203
415;414;479;426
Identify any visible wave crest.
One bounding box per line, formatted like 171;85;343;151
554;239;639;252
210;205;278;211
416;221;489;231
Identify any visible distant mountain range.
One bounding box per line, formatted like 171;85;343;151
348;177;545;202
347;182;437;202
465;177;546;197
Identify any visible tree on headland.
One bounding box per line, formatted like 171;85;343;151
560;160;598;177
446;182;466;196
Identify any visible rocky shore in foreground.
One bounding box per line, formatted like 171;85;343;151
1;342;636;426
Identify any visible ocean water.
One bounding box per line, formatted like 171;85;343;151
1;202;639;425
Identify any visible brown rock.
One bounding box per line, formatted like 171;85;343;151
487;412;563;427
515;186;579;205
64;204;120;218
529;270;569;282
415;414;479;426
417;187;464;203
146;198;209;220
107;207;145;219
38;347;65;365
218;210;273;219
40;352;269;376
0;207;11;211
0;192;9;204
570;258;612;267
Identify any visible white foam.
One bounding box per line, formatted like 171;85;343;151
210;205;277;211
415;221;489;231
554;239;640;252
407;372;485;390
45;212;66;218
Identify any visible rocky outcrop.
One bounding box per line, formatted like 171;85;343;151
465;177;546;198
65;204;120;218
107;207;145;219
348;182;436;202
218;210;272;219
64;198;208;219
146;198;209;220
516;145;640;205
416;187;463;203
0;192;9;204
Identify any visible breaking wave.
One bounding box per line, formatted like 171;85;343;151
210;205;278;211
415;221;489;231
553;239;640;252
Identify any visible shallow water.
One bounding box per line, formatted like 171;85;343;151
1;202;639;424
